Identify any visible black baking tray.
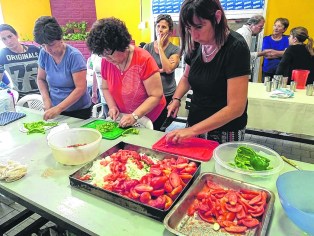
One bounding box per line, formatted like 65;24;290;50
69;142;201;221
164;173;275;236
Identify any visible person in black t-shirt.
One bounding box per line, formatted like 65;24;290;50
166;0;250;144
276;26;314;85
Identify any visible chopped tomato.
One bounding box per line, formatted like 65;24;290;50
169;172;181;188
239;218;260;228
225;225;247;233
134;184;153;193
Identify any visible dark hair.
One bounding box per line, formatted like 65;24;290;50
290;27;314;56
275;18;289;30
179;0;229;55
33;16;63;45
156;14;174;31
86;17;131;55
0;24;17;35
246;15;265;26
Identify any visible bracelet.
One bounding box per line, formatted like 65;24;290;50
172;97;181;102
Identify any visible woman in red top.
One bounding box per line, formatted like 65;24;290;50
87;17;166;130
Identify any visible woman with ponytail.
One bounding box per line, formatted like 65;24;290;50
276;26;314;85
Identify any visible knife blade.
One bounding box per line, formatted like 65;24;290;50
281;156;302;170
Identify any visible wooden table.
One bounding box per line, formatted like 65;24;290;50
1;107;314;235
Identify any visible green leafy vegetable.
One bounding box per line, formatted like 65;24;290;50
23;121;58;135
95;122;117;133
230;146;273;171
121;128;140;136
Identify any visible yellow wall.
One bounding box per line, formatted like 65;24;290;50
264;0;314;37
95;0;151;45
0;0;51;41
257;0;314;81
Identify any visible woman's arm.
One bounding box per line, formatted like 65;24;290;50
133;72;164;118
190;76;248;135
101;79;119;120
158;40;180;74
166;75;248;143
37;67;52;110
42;69;87;120
275;48;292;76
54;70;87;112
167;65;191;117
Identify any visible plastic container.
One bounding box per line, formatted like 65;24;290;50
276;170;314;235
291;69;310;89
213;142;284;183
47;128;102;165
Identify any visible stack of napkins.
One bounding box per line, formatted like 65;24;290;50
270;89;294;98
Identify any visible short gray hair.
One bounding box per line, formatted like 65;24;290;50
246;15;265;26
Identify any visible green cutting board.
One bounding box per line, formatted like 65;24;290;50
82;119;125;140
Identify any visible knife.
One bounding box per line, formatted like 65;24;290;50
281;156;302;170
160;116;175;132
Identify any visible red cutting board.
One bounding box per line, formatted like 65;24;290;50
152;135;219;162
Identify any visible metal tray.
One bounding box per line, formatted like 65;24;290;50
69;142;201;222
163;172;275;236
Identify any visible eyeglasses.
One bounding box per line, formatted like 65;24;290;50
98;49;115;58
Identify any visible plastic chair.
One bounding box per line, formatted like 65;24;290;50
16;94;44;111
11;90;19;104
91;103;154;130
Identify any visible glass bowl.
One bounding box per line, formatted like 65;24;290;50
213;141;284;183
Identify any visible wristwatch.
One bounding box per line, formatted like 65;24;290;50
132;112;139;121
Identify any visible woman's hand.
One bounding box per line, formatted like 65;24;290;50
165;127;196;144
119;113;136;128
167;99;181;118
108;107;120;121
43;106;62;120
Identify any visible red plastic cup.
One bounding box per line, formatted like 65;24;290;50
291;70;310;89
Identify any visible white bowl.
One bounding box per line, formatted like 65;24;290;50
47;128;102;165
213;141;284;183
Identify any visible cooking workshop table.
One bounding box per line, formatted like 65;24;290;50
247;82;314;136
1;107;314;236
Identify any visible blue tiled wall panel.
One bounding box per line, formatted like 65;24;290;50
152;0;263;14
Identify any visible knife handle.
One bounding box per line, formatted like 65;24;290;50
281;156;300;169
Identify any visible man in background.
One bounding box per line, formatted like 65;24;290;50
237;15;268;81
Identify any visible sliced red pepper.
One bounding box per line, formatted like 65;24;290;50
198;210;216;223
139;192;151;203
225;212;236;221
225;225;247;233
164;195;173;210
236;207;247;219
239;218;260;228
169;172;181;188
164;180;173;193
150;176;168;189
225;203;243;213
151;189;165;197
150;167;162;176
249;192;262;205
79;174;91;181
134;184;153;193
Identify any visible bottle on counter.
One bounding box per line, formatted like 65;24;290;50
0;89;16;112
